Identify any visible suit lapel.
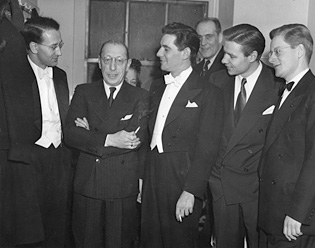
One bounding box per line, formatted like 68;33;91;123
225;65;275;155
264;71;312;151
53;68;69;124
89;80;110;122
164;72;202;127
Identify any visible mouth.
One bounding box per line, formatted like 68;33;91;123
107;74;118;79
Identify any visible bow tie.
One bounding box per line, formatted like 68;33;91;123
164;73;181;87
38;67;53;80
278;81;294;96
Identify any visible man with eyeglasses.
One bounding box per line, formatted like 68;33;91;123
208;24;283;248
258;24;315;248
64;40;149;248
1;16;74;247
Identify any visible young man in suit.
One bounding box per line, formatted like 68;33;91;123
259;24;315;248
65;40;149;248
141;22;224;248
1;16;73;247
208;24;282;248
194;18;225;83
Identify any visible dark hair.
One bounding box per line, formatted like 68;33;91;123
130;58;142;73
162;22;200;65
223;24;265;60
21;16;60;50
270;23;313;64
99;40;129;59
196;17;222;34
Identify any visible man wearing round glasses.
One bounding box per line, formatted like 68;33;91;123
2;16;73;247
65;40;149;247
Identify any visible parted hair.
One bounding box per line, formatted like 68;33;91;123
21;16;60;50
162;22;200;65
223;23;265;60
270;23;313;64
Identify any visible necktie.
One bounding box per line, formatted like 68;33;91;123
234;78;247;125
278;81;294;96
108;87;116;107
201;59;210;77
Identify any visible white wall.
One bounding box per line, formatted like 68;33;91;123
233;0;314;68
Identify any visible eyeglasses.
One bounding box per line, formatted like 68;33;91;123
268;46;291;58
38;41;64;51
101;56;127;66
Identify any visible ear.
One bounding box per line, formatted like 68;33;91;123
297;43;305;59
218;32;223;44
29;41;38;54
182;47;191;61
126;58;131;72
98;56;101;69
248;50;258;63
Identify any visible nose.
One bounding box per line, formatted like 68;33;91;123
221;53;228;64
55;46;62;56
156;47;162;57
200;36;206;46
110;59;117;71
268;51;276;64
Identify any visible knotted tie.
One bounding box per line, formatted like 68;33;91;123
108;87;116;107
201;59;210;77
234;78;247;125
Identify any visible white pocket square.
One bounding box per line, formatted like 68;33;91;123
262;105;275;115
121;114;133;121
186;100;198;108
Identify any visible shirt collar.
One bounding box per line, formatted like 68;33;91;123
164;66;192;87
28;55;53;80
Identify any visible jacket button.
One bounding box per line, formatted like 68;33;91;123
271;180;276;185
96;158;100;163
248;149;253;154
259;178;264;182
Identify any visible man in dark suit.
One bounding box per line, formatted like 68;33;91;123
2;16;73;247
141;22;224;248
259;24;315;248
64;40;149;248
194;18;225;84
193;17;226;246
208;24;282;248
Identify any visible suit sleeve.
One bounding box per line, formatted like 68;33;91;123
64;84;149;159
184;86;224;199
287;92;315;225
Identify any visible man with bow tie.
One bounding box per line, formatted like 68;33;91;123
2;16;73;247
141;22;224;248
258;24;315;248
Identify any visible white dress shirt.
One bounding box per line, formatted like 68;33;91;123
150;66;192;153
28;56;61;148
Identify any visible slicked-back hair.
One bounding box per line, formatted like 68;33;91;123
99;40;129;59
162;22;200;65
196;17;222;35
223;24;265;60
21;16;60;50
270;23;313;64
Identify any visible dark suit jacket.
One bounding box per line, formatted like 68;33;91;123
148;71;224;198
193;47;225;86
209;63;281;205
3;61;70;164
259;70;315;235
65;80;149;199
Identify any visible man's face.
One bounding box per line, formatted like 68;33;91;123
98;43;131;87
268;35;299;81
35;29;63;68
196;21;222;60
221;40;252;78
156;34;185;76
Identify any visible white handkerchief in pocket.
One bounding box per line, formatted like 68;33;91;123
121;114;133;121
262;105;275;115
186;100;198;108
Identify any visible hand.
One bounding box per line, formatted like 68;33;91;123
137;179;143;203
106;130;140;149
175;191;195;222
75;117;90;130
283;215;303;241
